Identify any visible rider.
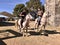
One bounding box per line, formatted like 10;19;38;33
30;8;37;20
19;10;27;27
37;8;43;25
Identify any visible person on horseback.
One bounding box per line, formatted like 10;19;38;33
30;8;37;20
37;8;43;25
19;10;27;27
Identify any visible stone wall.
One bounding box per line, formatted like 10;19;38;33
45;0;60;27
55;0;60;26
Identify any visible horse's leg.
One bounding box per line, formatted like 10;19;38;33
37;21;40;32
34;22;36;30
26;26;28;37
34;19;36;29
39;24;43;33
25;22;29;37
43;25;45;30
43;23;47;34
40;24;47;34
15;20;17;28
22;28;25;37
19;25;21;33
15;20;18;30
37;24;39;32
22;25;26;37
17;23;19;30
43;22;47;30
18;19;22;33
20;21;22;33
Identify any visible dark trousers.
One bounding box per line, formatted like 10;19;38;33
20;16;25;27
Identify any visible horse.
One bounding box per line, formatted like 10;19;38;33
34;12;50;33
38;12;50;34
17;13;31;36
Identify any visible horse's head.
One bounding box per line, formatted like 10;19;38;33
42;12;47;18
43;12;51;18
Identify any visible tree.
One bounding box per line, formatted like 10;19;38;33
13;0;45;17
13;4;25;17
26;0;43;10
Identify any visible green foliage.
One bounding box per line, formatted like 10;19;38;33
13;4;25;17
13;0;45;17
26;0;43;10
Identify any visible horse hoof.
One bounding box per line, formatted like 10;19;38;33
23;34;25;37
39;30;43;34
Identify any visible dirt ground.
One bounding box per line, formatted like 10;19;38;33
0;21;60;45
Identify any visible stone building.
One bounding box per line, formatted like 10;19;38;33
45;0;60;27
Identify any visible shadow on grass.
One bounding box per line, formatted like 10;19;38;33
0;39;6;45
0;29;60;45
0;29;23;45
44;30;60;34
29;30;60;36
0;29;22;40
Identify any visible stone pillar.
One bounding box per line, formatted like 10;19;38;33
55;0;60;26
45;0;60;27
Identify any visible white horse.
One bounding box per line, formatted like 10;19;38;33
17;13;31;36
34;12;49;33
38;12;50;34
